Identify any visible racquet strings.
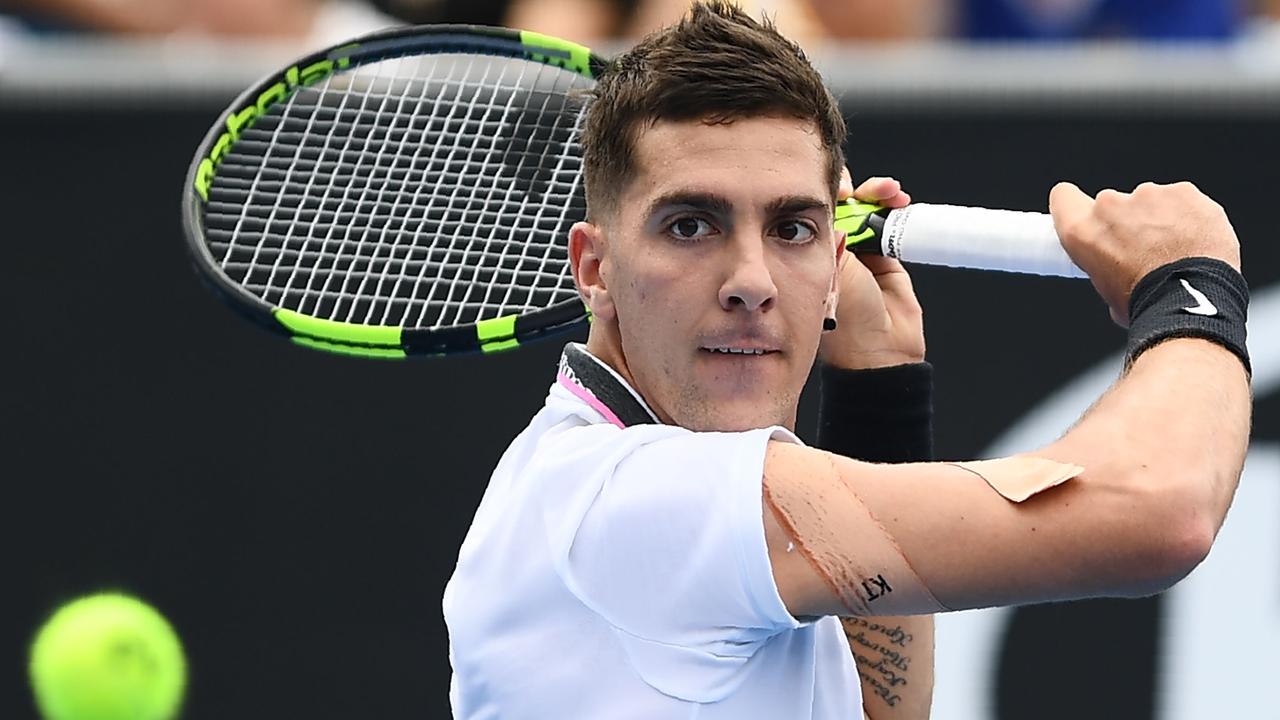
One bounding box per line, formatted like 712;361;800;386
202;51;592;331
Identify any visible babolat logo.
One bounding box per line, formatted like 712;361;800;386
193;49;356;201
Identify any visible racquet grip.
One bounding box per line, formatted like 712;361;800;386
844;202;1087;279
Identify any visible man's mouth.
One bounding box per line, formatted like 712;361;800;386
700;345;779;356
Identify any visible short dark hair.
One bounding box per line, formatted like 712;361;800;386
581;1;846;221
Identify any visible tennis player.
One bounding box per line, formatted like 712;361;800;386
443;3;1252;718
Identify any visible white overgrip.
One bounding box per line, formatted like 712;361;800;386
881;204;1087;278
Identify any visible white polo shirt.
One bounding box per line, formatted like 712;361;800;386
444;344;860;718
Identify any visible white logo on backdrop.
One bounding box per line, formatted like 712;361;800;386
932;284;1280;719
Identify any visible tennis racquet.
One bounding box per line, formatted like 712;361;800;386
182;24;1084;359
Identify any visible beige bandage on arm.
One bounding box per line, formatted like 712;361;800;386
947;457;1083;502
764;452;1084;617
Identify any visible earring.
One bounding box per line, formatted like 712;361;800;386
822;317;837;332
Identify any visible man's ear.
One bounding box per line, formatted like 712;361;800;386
826;230;846;320
569;221;616;322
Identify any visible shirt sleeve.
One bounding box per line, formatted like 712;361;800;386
536;424;804;702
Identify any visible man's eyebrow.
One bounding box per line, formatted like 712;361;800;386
765;195;831;216
643;191;734;219
641;192;831;220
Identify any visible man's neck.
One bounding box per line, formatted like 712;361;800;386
585;329;666;422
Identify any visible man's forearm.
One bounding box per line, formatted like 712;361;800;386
1045;338;1250;567
817;362;935;718
843;615;934;719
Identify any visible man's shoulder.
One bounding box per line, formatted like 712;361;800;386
513;407;685;480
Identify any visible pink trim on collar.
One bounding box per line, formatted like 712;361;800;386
557;371;627;429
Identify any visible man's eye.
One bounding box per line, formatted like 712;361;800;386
668;217;715;240
775;221;817;243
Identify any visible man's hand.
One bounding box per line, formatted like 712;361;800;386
1049;181;1241;326
819;172;923;369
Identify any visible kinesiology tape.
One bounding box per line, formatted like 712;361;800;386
765;454;1083;615
1126;257;1250;375
764;454;948;616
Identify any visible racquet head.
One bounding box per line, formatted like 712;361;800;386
183;25;610;358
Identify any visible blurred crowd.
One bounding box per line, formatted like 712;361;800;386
3;0;1280;47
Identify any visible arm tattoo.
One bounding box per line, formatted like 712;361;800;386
841;617;913;709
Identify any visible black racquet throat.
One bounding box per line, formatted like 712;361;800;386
183;24;1083;359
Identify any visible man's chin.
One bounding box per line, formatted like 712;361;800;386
702;418;786;433
674;399;793;434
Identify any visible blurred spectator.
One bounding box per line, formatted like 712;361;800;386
372;0;944;43
506;0;636;42
793;0;1247;41
2;0;195;34
492;0;944;43
0;0;398;44
368;0;636;40
802;0;948;39
7;0;1269;48
960;0;1245;41
545;0;1258;43
367;0;503;26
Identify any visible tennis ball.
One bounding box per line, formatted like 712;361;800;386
29;593;186;720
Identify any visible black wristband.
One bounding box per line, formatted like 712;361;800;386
1126;257;1250;375
816;362;934;463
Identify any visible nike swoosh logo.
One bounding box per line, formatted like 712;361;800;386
1180;278;1219;316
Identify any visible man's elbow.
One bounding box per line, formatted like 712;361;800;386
1118;469;1221;597
1124;518;1212;598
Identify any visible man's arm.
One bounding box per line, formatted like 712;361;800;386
817;363;936;720
767;181;1251;619
820;175;935;719
842;616;933;718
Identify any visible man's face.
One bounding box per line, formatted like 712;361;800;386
580;115;841;432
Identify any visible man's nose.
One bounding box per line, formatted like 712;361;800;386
718;235;778;312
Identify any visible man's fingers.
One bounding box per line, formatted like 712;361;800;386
880;190;911;209
852;176;901;202
856;253;908;278
1048;182;1095;239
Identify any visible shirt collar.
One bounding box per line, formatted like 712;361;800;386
556;343;659;428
